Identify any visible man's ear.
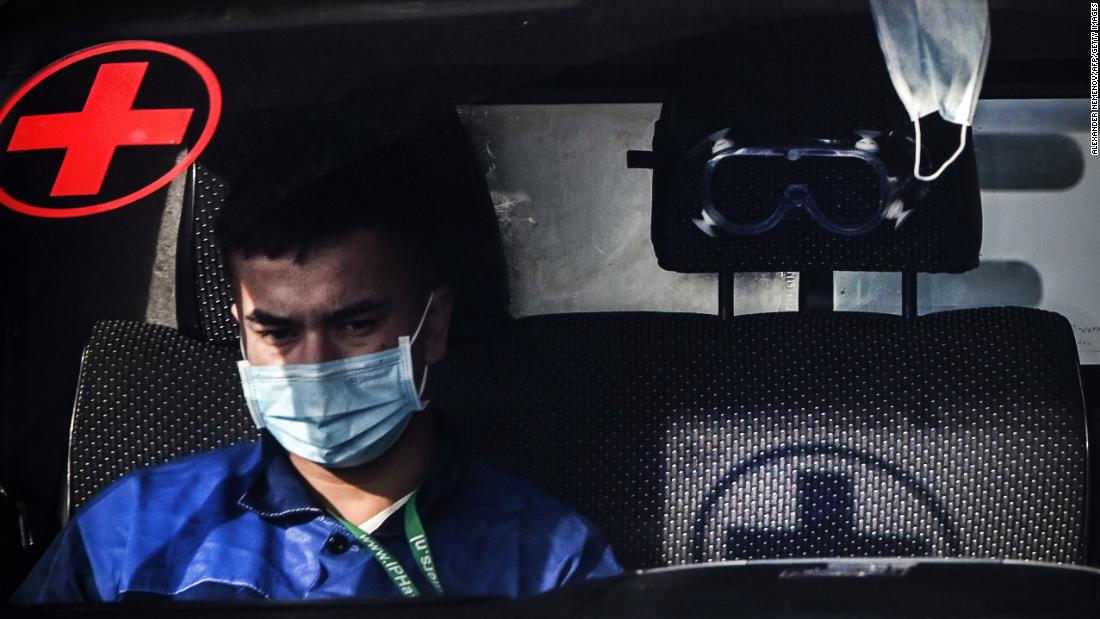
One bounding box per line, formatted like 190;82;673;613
423;286;456;365
230;303;240;323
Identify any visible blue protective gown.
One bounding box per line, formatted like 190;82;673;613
12;433;621;603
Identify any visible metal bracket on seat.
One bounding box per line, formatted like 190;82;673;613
0;484;34;549
902;271;918;319
799;271;834;312
719;271;736;320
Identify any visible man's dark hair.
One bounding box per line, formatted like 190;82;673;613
215;139;453;292
212;99;510;345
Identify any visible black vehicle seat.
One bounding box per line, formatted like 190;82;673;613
432;20;1090;570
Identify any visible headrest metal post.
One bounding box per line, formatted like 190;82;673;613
719;271;735;321
902;271;918;319
798;271;834;313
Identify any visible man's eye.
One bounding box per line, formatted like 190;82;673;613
344;319;378;333
258;329;293;341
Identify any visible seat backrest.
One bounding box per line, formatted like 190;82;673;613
67;306;1090;568
175;162;238;346
66;321;256;517
434;309;1089;569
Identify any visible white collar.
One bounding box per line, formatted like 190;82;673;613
358;491;415;534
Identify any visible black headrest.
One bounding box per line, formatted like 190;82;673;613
644;17;982;274
176;100;511;347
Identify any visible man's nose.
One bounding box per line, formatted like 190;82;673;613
293;331;342;365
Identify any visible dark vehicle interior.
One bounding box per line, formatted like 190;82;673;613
2;0;1099;616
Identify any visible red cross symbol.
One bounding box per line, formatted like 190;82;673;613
6;61;194;197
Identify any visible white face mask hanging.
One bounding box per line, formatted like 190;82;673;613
869;0;991;181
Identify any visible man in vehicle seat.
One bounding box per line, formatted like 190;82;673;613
12;138;621;603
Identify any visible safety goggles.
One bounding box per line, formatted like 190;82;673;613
685;129;927;237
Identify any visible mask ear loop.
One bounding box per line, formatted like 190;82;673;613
410;292;436;399
234;320;268;429
410;292;435;345
238;321;248;362
417;367;430;399
913;120;967;182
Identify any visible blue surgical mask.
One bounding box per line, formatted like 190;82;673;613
236;293;435;468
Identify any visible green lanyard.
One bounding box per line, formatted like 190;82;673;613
330;492;444;598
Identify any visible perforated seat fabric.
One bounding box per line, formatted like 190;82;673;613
176;163;238;346
67;321;256;516
432;307;1089;570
